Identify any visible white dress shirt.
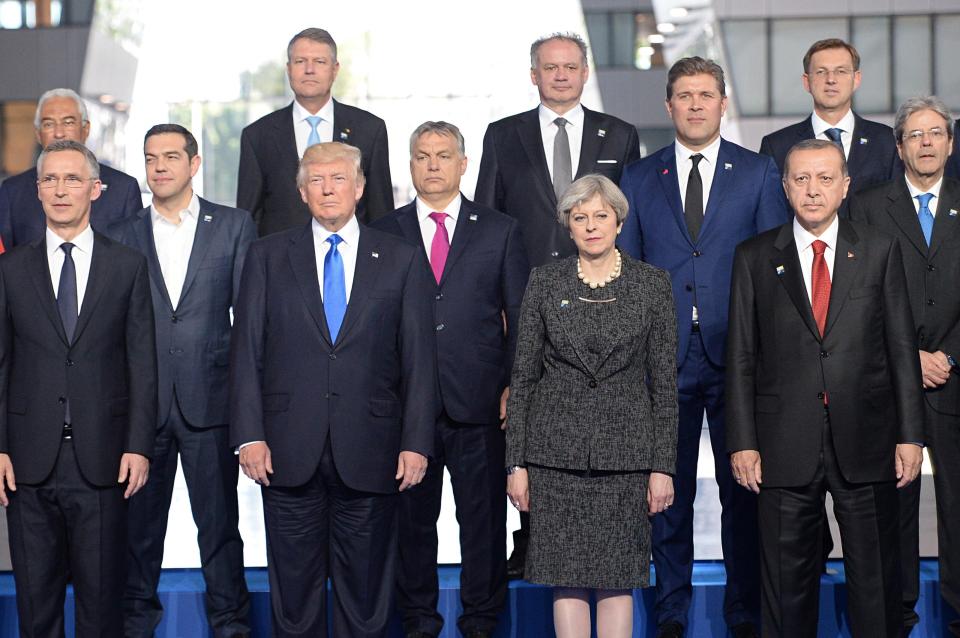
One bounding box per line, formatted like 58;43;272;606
539;103;584;181
811;109;855;160
794;214;839;304
47;224;94;311
676;135;721;213
313;214;360;302
905;175;943;217
416;194;461;260
151;193;200;309
293;98;335;159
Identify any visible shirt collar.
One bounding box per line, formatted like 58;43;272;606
674;135;722;167
793;213;840;253
416;194;462;223
293;97;335;123
150;192;200;225
46;223;94;258
539;103;584;130
811;109;855;137
312;213;360;247
904;175;943;203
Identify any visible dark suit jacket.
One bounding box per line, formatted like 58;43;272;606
229;220;437;492
107;198;256;429
237;100;393;235
474;105;641;267
850;177;960;417
618;138;790;368
725;220;924;487
0;232;157;486
945;120;960;180
505;255;678;474
371;197;529;424
759;113;899;212
0;164;142;248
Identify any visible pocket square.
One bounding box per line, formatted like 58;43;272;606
596;159;618;164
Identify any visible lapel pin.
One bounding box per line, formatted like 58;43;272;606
340;129;350;140
202;214;213;222
776;265;785;276
950;209;958;217
100;183;109;191
859;137;868;145
724;162;733;170
560;299;570;308
662;168;669;175
847;251;855;259
469;214;478;221
371;251;379;259
598;129;606;138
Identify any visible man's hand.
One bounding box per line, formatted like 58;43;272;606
499;386;510;431
118;453;149;499
647;471;674;515
730;450;762;494
507;468;529;512
239;442;273;487
0;453;16;507
896;443;923;488
920;350;951;388
396;451;428;491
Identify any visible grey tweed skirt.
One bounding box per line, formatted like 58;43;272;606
526;465;651;589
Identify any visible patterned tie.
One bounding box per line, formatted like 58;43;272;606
428;212;449;284
323;234;347;342
306;115;322;147
825;128;844;148
917;193;935;247
684;154;704;242
811;239;831;337
553;117;572;200
58;242;78;425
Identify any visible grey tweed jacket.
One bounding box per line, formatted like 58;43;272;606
505;254;678;474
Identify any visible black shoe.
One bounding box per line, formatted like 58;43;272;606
405;633;434;638
731;622;759;638
506;530;528;580
464;631;491;638
656;621;684;638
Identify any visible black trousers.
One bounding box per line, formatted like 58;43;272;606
261;437;398;638
396;414;506;636
758;412;902;638
7;438;126;638
124;396;249;638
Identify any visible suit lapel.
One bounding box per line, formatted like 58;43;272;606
846;114;868;175
822;221;861;338
133;209;174;312
771;225;820;341
273;103;300;165
288;223;332;346
929;179;960;259
334;228;380;345
517;109;557;209
575;107;602;179
701;140;733;237
656;145;690;244
177;199;216;305
72;233;110;344
883;179;929;258
440;199;479;284
394;203;424;249
552;260;598;376
28;239;69;346
332;100;355;145
797;117;815;143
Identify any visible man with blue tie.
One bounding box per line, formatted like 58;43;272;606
618;57;790;638
230;142;437;637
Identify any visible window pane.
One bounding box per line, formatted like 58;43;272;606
771;18;849;116
851;16;890;114
894;15;931;105
585;13;611;68
610;12;635;67
935;15;960;108
722;20;768;116
0;1;23;28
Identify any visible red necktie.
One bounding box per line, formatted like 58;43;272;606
811;240;831;337
429;212;449;284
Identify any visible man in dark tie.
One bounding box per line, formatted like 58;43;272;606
474;31;640;577
237;28;393;235
727;138;924;637
850;96;960;636
0;88;142;248
110;124;255;638
373;122;529;638
230;142;436;637
0;139;156;636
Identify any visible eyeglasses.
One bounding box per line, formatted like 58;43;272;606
38;175;93;189
812;67;854;79
903;128;948;143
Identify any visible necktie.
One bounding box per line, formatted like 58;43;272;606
811;239;831;337
553;117;572;200
58;242;78;425
825;128;843;148
428;212;449;284
306;115;322;147
917;193;934;247
323;234;347;342
684;154;704;242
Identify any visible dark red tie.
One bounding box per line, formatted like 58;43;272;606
811;240;831;337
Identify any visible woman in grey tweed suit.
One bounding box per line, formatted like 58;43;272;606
505;174;679;638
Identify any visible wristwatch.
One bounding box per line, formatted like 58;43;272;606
505;465;524;475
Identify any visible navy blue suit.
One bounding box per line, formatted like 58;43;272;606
0;164;141;248
619;138;790;631
945;120;960;180
108;199;256;637
372;197;529;635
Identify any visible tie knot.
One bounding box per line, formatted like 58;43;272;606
306;115;321;129
429;212;447;225
825;128;843;144
554;117;568;129
326;234;343;249
917;193;934;209
690;153;704;168
61;242;75;257
812;239;828;256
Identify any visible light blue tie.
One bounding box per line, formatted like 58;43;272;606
323;234;347;342
917;193;935;247
306;115;322;147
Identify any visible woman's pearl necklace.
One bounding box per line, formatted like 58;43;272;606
577;250;622;289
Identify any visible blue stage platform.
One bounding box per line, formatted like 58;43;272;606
0;561;953;636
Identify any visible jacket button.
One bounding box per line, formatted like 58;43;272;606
589;380;598;388
58;397;66;404
927;264;935;272
436;324;445;331
329;353;337;360
685;284;693;292
550;251;560;258
65;359;74;366
817;392;825;400
928;299;936;306
171;315;179;323
435;294;443;300
693;250;702;257
819;351;829;358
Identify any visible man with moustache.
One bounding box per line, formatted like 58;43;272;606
110;124;255;638
850;96;960;636
238;28;393;235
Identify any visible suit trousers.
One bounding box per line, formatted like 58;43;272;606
124;394;249;638
758;410;902;638
7;438;126;638
924;405;960;636
396;413;507;636
261;435;399;638
653;331;760;628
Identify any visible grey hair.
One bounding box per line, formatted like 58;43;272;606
894;95;955;142
34;88;88;129
287;28;338;62
530;32;588;68
556;174;629;229
37;139;100;180
297;142;364;188
408;121;465;157
782;138;848;179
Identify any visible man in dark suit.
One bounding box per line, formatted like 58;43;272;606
230;142;436;637
945;119;960;180
850;96;960;636
110;124;255;638
0;139;156;636
372;121;528;638
474;31;640;576
618;57;788;638
759;39;898;212
0;88;142;248
728;138;924;637
237;28;393;235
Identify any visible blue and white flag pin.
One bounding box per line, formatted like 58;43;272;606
724;162;733;170
560;299;570;308
371;251;379;259
775;265;785;276
848;251;855;259
951;209;958;217
598;129;606;137
859;137;868;145
469;214;478;221
203;214;213;222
